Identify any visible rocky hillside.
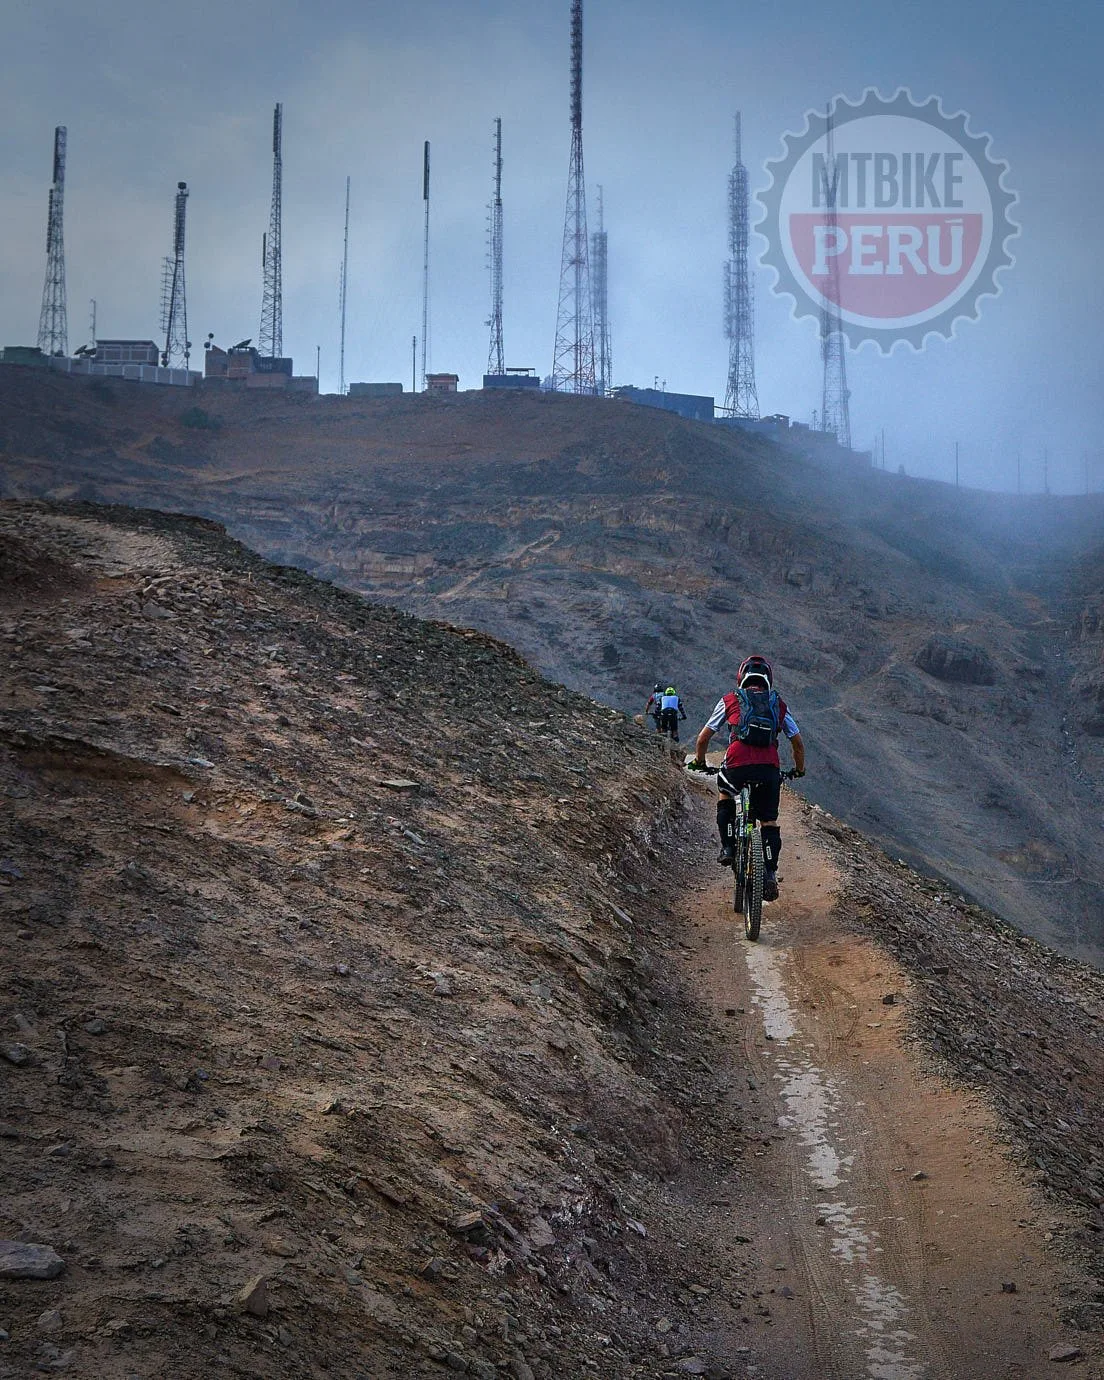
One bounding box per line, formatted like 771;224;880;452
4;500;1104;1378
0;499;731;1379
2;368;1102;965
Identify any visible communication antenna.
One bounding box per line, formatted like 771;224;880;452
591;185;611;396
89;299;97;352
259;103;283;358
487;118;504;376
160;181;190;369
819;102;851;448
37;126;68;356
724;112;759;418
551;0;596;392
339;176;350;395
421;140;431;389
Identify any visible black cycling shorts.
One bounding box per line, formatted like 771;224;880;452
717;763;781;823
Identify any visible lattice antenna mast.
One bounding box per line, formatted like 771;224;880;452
259;103;283;358
160;182;190;369
486;118;505;376
552;0;596;393
339;176;350;395
819;103;851;448
723;113;759;418
591;185;611;396
37;126;68;356
421;140;430;390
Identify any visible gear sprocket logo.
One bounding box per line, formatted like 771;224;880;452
758;90;1018;351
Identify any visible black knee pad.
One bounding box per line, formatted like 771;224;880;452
717;796;737;843
762;825;781;869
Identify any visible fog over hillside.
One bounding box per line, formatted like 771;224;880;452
2;371;1103;961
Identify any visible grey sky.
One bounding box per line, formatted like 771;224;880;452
2;0;1100;492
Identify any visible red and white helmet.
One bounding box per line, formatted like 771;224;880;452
737;655;773;690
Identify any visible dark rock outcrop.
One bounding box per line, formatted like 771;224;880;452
914;634;997;685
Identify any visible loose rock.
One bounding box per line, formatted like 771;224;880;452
236;1274;270;1318
0;1242;65;1279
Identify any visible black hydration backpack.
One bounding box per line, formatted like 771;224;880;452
728;686;781;748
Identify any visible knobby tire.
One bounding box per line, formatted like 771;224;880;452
743;828;764;941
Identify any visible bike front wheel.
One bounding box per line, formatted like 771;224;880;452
743;829;764;941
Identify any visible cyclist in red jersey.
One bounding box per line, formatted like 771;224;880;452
691;655;805;902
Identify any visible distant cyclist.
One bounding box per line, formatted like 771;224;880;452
691;655;805;902
659;686;687;742
643;683;664;733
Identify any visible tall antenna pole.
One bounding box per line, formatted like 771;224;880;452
160;182;190;369
339;175;350;395
421;140;430;390
259;102;283;358
724;112;759;418
487;118;505;376
37;126;68;357
552;0;596;393
820;103;851;448
591;185;611;395
89;299;97;351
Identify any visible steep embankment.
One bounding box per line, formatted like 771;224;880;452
2;369;1103;965
3;500;1104;1379
0;500;725;1378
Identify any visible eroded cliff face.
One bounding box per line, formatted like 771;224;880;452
2;368;1103;960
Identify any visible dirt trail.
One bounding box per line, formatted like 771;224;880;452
684;793;1103;1379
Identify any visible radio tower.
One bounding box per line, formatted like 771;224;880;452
820;103;851;448
421;140;431;389
160;182;190;369
724;113;758;418
551;0;596;393
37;126;68;357
591;185;611;395
339;176;350;395
259;102;283;359
486;118;504;376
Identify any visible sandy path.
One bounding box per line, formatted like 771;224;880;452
687;792;1102;1379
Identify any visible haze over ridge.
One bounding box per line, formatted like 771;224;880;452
3;369;1103;962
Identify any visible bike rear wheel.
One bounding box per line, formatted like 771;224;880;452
743;828;764;941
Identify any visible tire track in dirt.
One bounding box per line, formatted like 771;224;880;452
690;789;1104;1379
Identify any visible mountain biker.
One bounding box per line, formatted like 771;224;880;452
659;686;687;742
643;683;664;732
691;655;805;902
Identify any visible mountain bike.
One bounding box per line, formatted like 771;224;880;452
687;764;799;942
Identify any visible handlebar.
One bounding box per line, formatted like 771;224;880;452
685;761;805;780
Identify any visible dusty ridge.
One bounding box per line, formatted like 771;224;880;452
2;501;1104;1377
1;500;742;1379
2;370;1104;965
